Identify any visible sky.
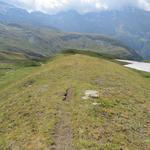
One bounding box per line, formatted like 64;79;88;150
3;0;150;14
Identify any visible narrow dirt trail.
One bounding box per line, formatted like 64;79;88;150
52;88;75;150
54;110;74;150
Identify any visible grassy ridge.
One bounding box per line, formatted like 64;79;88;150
61;49;116;59
0;53;149;149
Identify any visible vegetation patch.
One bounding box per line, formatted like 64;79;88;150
0;54;149;150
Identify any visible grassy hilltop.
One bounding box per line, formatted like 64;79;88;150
0;52;149;150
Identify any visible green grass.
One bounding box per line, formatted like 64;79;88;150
144;60;150;63
0;53;149;150
0;51;44;91
61;49;116;59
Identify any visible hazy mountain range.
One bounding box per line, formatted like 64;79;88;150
0;23;141;61
0;1;150;59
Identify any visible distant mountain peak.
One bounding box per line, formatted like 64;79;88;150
0;0;15;7
56;9;80;16
0;0;16;14
0;4;150;59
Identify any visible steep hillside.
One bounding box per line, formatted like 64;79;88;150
0;53;149;150
0;23;141;60
44;9;150;59
0;1;150;59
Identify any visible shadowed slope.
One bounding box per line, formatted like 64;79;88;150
0;23;142;60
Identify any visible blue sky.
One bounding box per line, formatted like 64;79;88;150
3;0;150;14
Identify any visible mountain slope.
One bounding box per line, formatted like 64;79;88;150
44;9;150;59
0;53;150;149
0;1;149;59
0;23;141;60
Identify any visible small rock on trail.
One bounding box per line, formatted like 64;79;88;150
82;90;99;100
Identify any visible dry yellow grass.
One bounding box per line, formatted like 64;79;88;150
0;54;150;150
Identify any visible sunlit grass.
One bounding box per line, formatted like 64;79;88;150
0;54;149;149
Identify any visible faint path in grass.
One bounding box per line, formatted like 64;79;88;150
52;93;74;150
53;110;74;150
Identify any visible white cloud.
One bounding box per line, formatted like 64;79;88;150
138;0;150;10
7;0;150;13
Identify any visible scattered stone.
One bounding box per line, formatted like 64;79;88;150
63;87;74;101
82;90;99;100
92;102;99;106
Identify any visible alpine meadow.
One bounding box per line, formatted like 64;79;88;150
0;0;150;150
